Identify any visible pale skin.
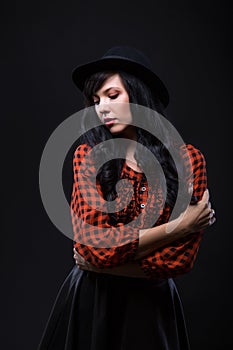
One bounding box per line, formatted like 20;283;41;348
93;74;140;171
73;73;216;278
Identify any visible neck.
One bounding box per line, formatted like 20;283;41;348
125;141;137;159
118;125;137;141
115;126;139;165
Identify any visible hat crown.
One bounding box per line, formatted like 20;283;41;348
72;46;169;107
102;46;152;70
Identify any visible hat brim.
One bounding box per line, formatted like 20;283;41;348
72;56;169;107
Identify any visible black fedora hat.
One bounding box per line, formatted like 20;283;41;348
72;46;169;108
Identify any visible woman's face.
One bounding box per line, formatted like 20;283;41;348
93;74;135;138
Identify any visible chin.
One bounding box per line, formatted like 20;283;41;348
108;125;127;134
110;124;136;139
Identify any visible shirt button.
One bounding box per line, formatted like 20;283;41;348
141;186;146;191
140;203;145;208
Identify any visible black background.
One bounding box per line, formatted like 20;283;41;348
1;1;232;349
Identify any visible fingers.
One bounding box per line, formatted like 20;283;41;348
201;210;216;228
202;206;216;221
209;215;216;225
73;248;82;260
195;189;207;209
73;247;82;268
199;189;215;217
201;207;216;228
209;208;216;225
181;187;216;233
209;208;215;218
73;248;78;260
194;191;216;229
73;248;88;270
203;188;209;202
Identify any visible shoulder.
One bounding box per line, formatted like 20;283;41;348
73;143;91;167
180;143;206;168
186;143;205;160
74;143;92;158
186;143;206;168
73;144;94;172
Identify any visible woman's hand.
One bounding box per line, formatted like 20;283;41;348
168;189;216;236
73;248;98;272
73;247;148;278
73;189;216;271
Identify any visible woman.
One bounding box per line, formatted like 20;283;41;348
38;46;215;350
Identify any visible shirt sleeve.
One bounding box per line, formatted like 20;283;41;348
70;144;139;268
139;144;208;279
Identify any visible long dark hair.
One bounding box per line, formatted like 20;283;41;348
77;70;187;225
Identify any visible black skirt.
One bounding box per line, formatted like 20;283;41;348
38;266;190;350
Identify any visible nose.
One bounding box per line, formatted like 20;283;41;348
96;99;111;116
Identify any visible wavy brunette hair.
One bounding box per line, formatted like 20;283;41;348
77;71;187;225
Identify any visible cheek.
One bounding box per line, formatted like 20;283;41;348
95;106;101;119
113;106;131;123
121;94;131;118
120;104;132;121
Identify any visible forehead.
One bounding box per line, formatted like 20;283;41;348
96;73;125;93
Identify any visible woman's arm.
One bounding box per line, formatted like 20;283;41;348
71;144;215;272
74;190;215;278
71;144;140;268
73;144;216;279
135;188;213;259
73;248;147;278
138;143;214;279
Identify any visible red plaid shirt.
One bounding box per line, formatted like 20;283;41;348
70;143;207;279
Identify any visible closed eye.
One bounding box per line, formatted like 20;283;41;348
109;94;119;100
92;93;119;105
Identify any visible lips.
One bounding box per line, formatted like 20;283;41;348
103;118;116;125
